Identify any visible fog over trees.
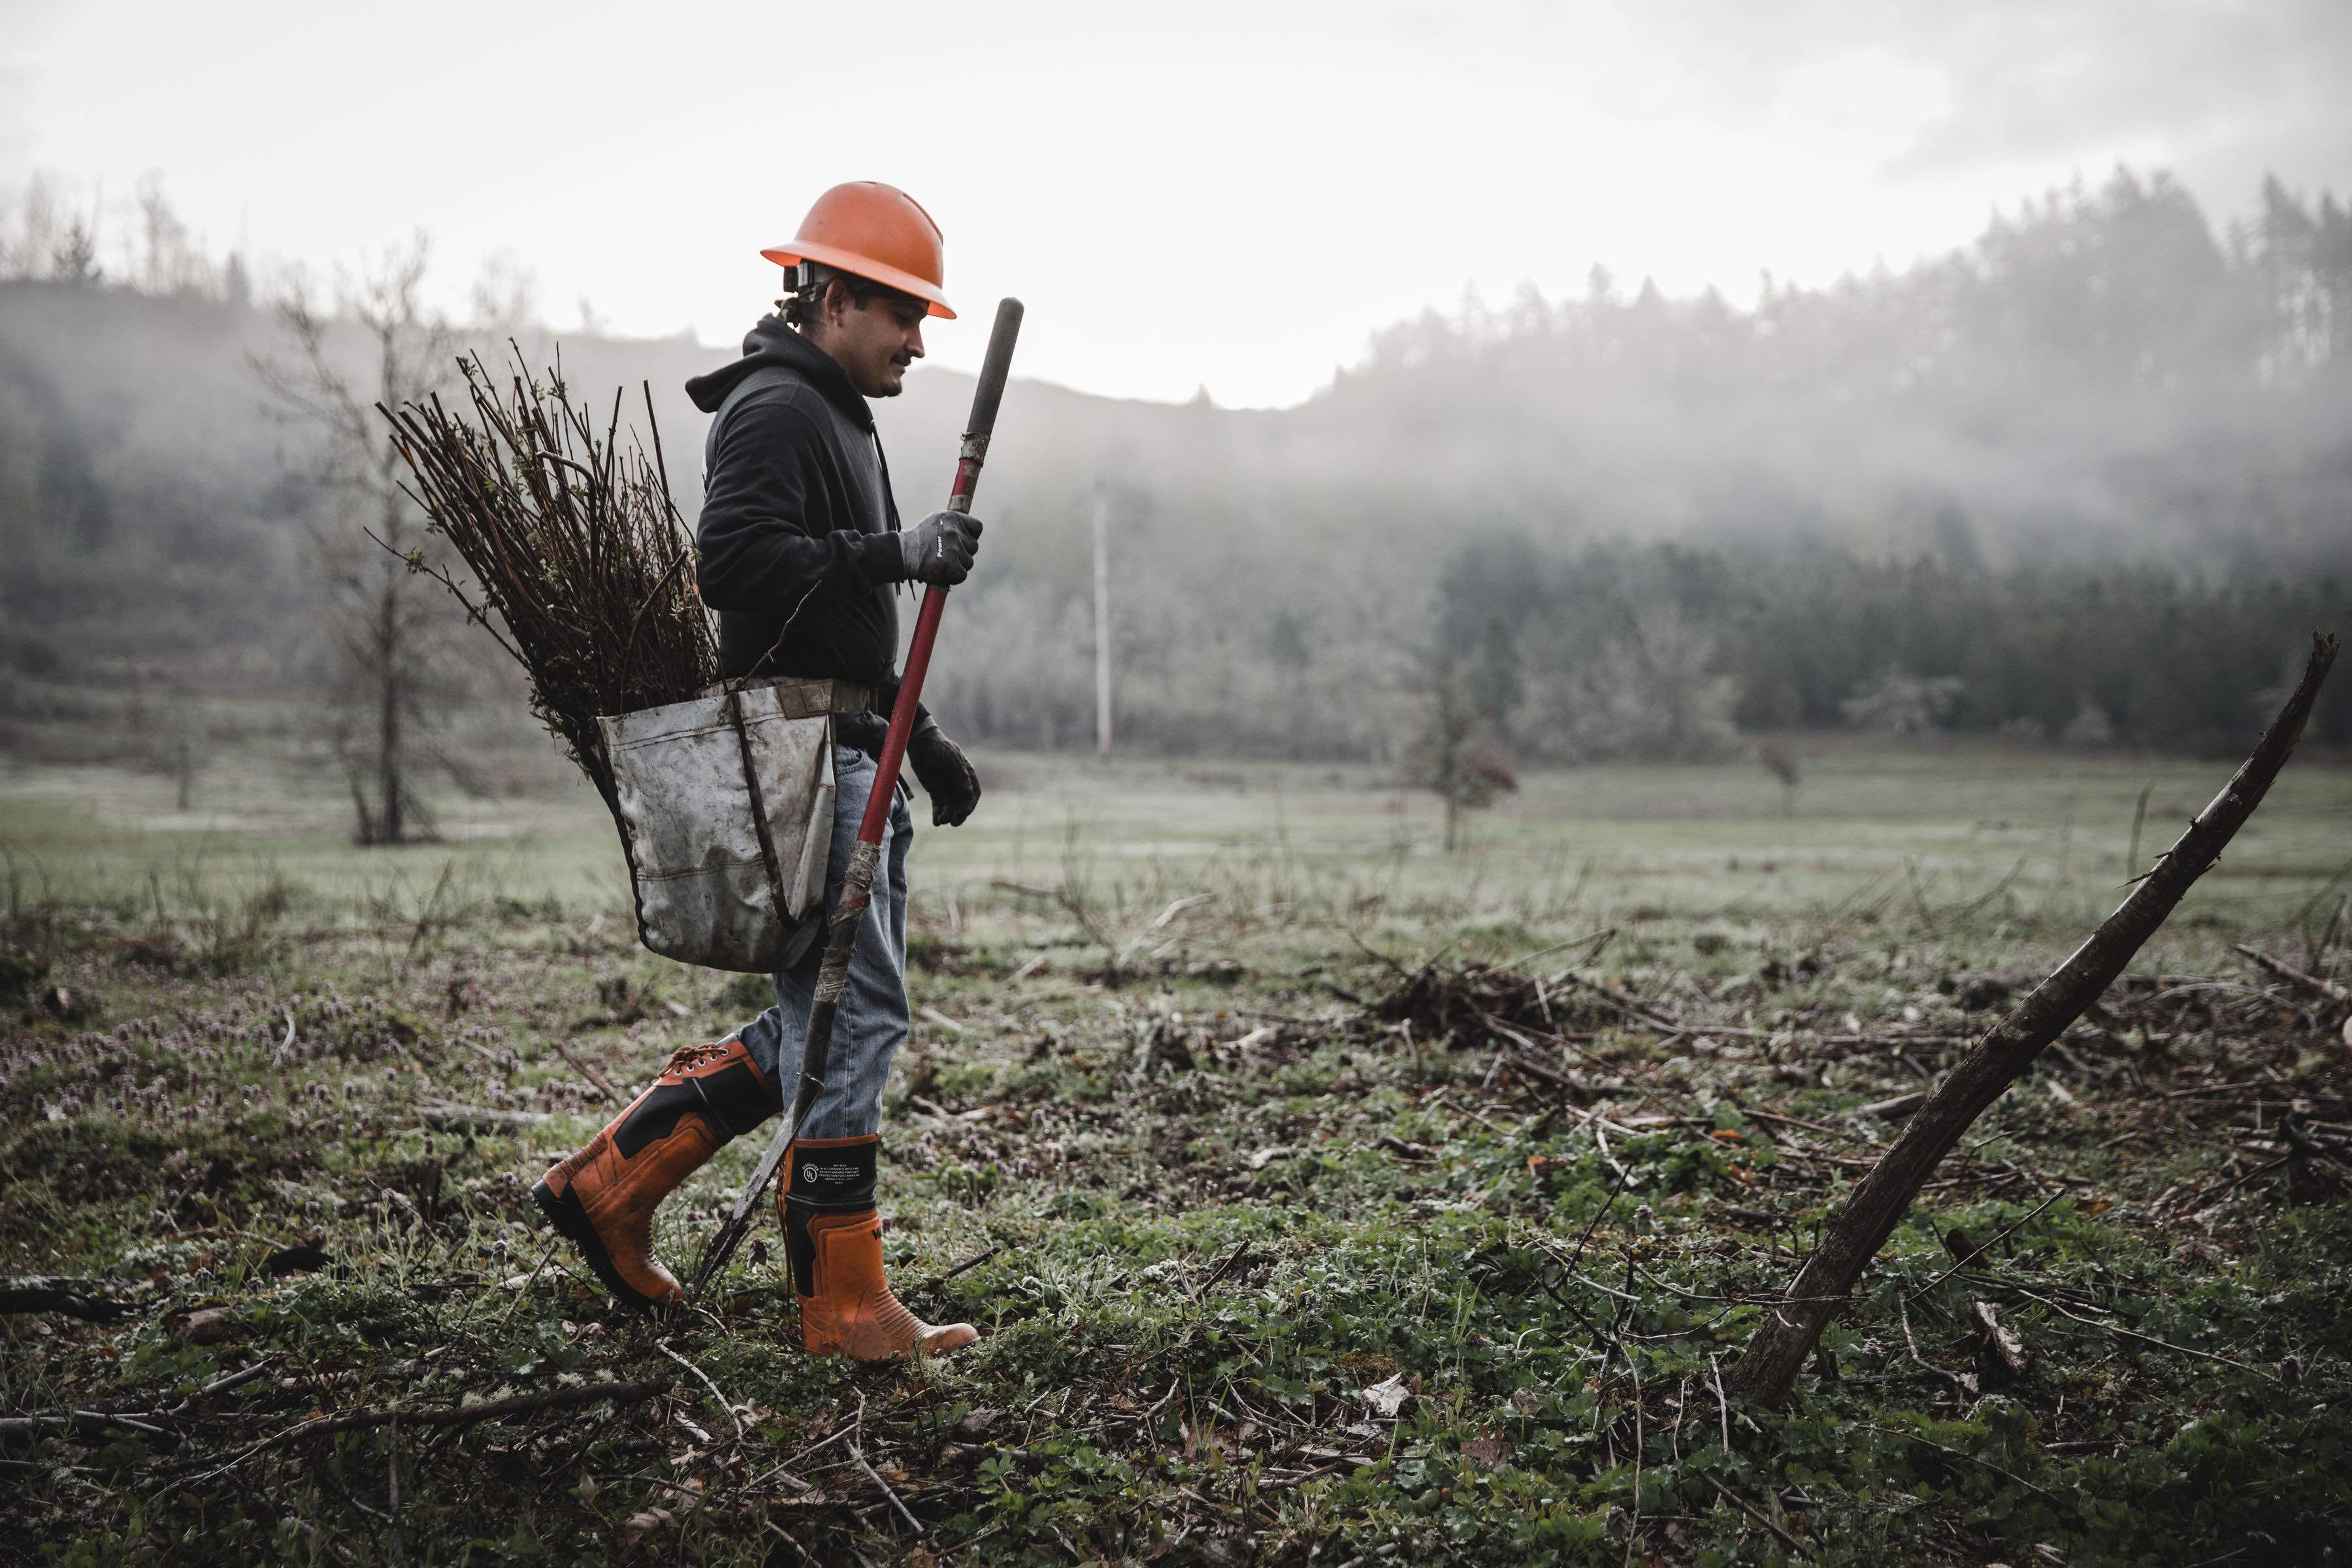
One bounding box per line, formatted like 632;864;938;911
1;166;2345;781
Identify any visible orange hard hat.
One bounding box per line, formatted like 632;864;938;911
762;182;955;319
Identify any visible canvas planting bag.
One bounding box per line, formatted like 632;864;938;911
598;676;850;973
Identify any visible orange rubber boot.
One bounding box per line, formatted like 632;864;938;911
781;1135;979;1362
532;1037;777;1311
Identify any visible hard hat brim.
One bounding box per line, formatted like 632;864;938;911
760;240;956;319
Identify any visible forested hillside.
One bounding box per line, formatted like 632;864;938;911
881;168;2352;758
1433;540;2352;760
1;167;2345;764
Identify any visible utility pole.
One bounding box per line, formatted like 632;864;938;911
1092;478;1113;761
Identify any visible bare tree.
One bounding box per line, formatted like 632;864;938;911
0;173;61;280
255;236;457;845
1756;739;1801;814
1401;661;1517;851
135;173;212;296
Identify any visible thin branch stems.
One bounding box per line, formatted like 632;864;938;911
379;348;715;817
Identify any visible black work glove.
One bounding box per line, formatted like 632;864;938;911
907;720;982;826
898;510;983;586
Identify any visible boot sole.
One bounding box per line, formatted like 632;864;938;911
802;1326;981;1362
531;1179;668;1314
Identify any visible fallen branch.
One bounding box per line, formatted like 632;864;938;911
551;1040;626;1107
167;1377;671;1491
1194;1241;1256;1299
2231;944;2349;1005
1984;1279;2279;1382
1497;1049;1578;1092
655;1343;745;1439
0;1279;140;1321
851;1443;924;1537
0;1411;174;1441
1554;970;1686;1034
1897;1296;1974;1396
1705;1473;1806;1555
1725;632;2336;1407
943;1439;1047;1469
189;1359;281;1401
1899;1188;2066;1306
418;1104;550;1133
1854;1420;2059;1505
912;1246;1002;1303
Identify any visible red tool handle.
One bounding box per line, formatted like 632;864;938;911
856;297;1023;843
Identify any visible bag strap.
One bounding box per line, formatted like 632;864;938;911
721;687;796;934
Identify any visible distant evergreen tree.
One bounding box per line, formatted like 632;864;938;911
1267;610;1311;670
50;218;99;285
1465;615;1522;729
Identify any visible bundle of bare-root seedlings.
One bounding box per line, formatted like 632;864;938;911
382;353;715;815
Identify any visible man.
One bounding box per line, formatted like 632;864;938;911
533;182;985;1362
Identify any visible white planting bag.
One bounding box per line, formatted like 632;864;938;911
598;678;847;973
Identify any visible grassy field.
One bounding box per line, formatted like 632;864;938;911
7;737;2344;933
3;740;2349;1565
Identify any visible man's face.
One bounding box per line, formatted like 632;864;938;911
819;286;926;398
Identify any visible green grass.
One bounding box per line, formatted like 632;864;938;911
7;737;2345;941
2;741;2348;1563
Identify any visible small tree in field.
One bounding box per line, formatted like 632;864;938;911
1401;662;1517;851
1757;739;1802;814
255;237;457;845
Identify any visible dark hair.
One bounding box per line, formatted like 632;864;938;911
779;269;919;329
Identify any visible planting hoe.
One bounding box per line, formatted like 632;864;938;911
688;297;1024;1300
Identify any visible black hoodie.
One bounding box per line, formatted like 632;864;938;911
685;318;912;694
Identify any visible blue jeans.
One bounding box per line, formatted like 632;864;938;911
733;745;913;1141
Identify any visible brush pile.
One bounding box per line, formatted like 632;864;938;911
382;351;715;810
1374;956;1628;1045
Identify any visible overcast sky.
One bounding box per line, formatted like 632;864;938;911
4;0;2348;407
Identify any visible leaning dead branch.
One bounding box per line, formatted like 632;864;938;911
1725;631;2338;1407
380;351;715;813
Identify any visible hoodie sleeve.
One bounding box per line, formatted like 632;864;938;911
694;395;907;612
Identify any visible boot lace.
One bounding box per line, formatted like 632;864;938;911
662;1039;736;1077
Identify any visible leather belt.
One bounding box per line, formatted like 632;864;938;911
717;676;906;783
708;676;873;719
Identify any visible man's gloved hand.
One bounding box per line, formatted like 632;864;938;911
899;510;983;586
907;720;982;826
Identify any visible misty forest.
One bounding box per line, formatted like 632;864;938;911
3;167;2349;782
4;157;2351;1567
